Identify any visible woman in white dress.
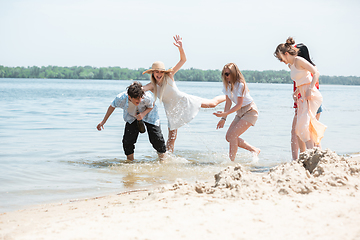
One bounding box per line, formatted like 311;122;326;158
142;35;225;152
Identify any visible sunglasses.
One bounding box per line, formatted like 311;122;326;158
224;72;230;77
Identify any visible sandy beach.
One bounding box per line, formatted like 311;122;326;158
1;148;360;240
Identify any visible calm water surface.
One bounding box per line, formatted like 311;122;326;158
1;78;359;212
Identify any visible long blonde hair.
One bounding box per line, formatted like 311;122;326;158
221;63;248;96
150;72;171;103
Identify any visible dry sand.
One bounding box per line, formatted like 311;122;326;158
1;148;360;240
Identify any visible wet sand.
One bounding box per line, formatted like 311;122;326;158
1;149;360;240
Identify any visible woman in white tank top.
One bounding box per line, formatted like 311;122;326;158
274;37;326;153
213;63;260;161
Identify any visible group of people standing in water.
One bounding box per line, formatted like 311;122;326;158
97;35;326;162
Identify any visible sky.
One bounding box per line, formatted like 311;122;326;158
0;0;359;77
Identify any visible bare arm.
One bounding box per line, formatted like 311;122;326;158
214;96;244;117
97;105;115;131
223;97;244;116
142;82;154;93
169;35;186;78
296;57;319;88
293;88;300;102
136;107;153;120
214;96;232;129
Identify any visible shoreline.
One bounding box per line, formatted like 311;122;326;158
1;150;360;240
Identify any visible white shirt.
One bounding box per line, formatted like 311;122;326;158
222;82;253;107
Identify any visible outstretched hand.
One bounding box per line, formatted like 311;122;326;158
97;121;105;131
173;35;183;48
213;111;227;129
213;111;226;118
216;119;225;129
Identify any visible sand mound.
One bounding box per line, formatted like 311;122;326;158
154;148;360;199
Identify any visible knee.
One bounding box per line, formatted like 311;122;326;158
225;134;235;143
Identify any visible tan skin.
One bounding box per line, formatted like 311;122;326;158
279;52;320;150
213;68;260;161
143;35;225;153
96;96;158;161
279;52;319;101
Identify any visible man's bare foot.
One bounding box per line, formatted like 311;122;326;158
126;153;134;161
158;152;168;161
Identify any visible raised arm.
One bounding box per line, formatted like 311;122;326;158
170;35;186;76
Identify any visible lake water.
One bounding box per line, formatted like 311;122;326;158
1;78;359;212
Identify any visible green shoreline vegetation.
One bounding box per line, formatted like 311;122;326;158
1;65;359;85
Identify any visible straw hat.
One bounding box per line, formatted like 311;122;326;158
142;61;172;74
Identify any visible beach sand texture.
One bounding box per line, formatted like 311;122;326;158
1;148;360;240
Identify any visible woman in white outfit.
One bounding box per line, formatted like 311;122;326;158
213;63;260;161
142;35;225;152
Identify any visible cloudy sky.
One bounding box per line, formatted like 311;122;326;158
1;0;359;76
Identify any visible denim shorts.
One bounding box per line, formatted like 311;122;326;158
316;105;323;114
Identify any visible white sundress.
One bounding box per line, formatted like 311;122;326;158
157;80;203;130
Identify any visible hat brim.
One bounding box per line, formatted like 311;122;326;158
142;68;172;75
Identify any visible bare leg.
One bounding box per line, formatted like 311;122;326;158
291;113;299;160
126;153;134;161
305;139;315;149
226;117;260;161
201;95;226;108
315;112;322;149
304;112;321;150
166;129;177;153
292;111;307;160
158;152;166;161
298;136;306;153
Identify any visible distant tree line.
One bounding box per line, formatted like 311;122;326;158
1;65;359;85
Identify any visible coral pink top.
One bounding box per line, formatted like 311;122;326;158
290;63;312;87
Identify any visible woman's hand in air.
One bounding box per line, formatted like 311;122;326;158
173;35;183;48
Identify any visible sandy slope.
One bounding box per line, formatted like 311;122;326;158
1;149;360;240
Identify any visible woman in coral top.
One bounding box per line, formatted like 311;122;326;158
274;37;326;154
291;43;322;160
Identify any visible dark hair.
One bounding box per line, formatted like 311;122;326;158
274;37;299;61
295;43;315;66
127;81;144;99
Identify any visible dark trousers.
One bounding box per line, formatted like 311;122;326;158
122;121;166;156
